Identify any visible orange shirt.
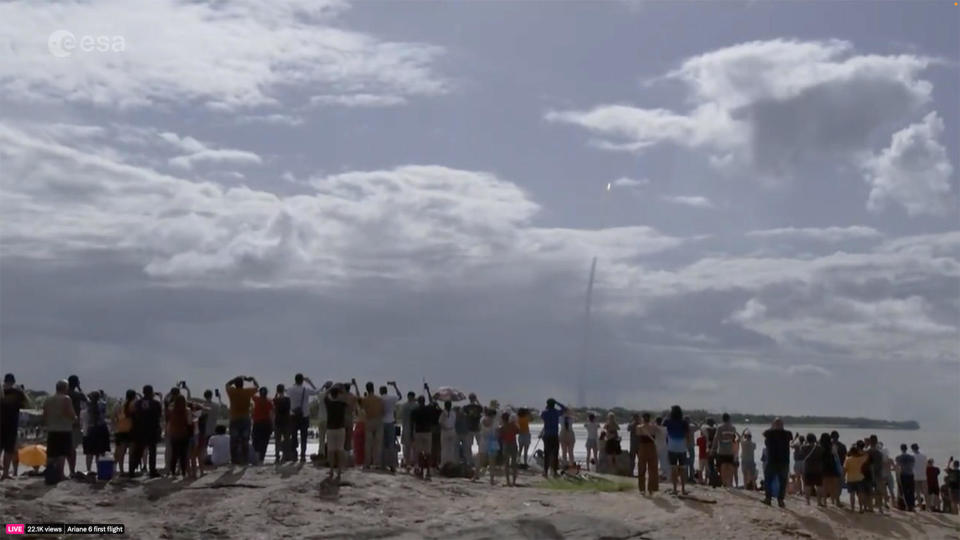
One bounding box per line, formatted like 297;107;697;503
252;396;273;423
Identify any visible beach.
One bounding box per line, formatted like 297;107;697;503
3;464;958;540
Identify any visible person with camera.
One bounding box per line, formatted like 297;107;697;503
380;382;402;472
225;375;259;465
287;374;320;463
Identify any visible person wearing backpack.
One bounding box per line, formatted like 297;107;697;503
711;413;739;487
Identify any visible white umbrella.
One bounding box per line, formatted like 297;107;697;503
432;387;466;402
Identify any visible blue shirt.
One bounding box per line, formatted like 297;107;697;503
540;406;565;436
663;418;688;453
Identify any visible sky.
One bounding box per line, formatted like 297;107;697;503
0;0;958;426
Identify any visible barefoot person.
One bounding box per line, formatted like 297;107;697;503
798;433;824;506
82;390;110;474
844;442;869;512
663;405;691;495
740;430;757;490
272;385;291;464
1;374;30;480
131;385;162;478
167;395;193;478
288;374;317;464
439;400;457;467
711;413;739;487
323;385;349;482
461;394;483;467
819;433;842;507
42;380;76;484
584;413;600;471
517;408;532;467
380;382;401;472
66;375;88;478
635;413;659;495
251;387;273;465
358;381;384;470
112;390;136;476
225;375;258;465
539;398;567;479
560;414;576;469
762;418;792;507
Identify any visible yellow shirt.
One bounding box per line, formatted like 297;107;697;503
226;387;257;419
844;454;868;483
518;416;530;435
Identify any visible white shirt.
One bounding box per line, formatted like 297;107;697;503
585;421;599;440
208;434;231;466
439;409;456;430
287;384;316;415
381;395;399;422
913;451;927;478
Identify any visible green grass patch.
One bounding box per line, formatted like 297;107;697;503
540;476;633;493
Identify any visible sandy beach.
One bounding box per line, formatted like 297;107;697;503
3;465;958;540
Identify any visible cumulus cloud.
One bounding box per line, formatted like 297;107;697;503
611;177;649;189
862;112;954;216
746;226;882;242
310;94;407;107
547;39;953;211
0;0;446;110
662;195;714;208
161;131;263;170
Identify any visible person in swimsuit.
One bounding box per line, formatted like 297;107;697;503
560;414;576;468
740;429;757;490
500;411;519;486
517;409;531;467
635;412;659;495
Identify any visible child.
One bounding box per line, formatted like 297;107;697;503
207;425;231;467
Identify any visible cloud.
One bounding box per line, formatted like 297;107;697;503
0;0;446;110
546;39;953;211
310;94;407;107
862;112;954;216
746;226;882;242
785;364;831;377
611;177;649;189
662;195;714;208
159;131;262;170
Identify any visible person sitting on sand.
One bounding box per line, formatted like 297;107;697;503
762;418;791;507
584;413;599;471
539;398;566;479
844;442;869;512
560;414;576;469
323;385;349;482
207;424;231;467
1;374;31;480
517;408;531;467
635;412;659;495
500;411;519;486
225;375;259;465
251;387;273;465
663;405;690;495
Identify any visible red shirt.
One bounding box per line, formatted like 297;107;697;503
927;465;940;490
252;396;273;423
500;422;518;444
697;435;707;458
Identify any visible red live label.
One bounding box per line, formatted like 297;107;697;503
5;524;25;535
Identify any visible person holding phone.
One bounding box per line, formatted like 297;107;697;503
225;375;258;465
287;374;317;463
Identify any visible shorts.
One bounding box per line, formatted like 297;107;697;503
82;425;110;455
114;431;131;445
326;428;345;452
0;424;17;453
605;438;622;455
668;452;686;466
846;481;862;493
717;454;735;465
47;431;73;459
586;438;598;450
742;460;757;475
804;472;823;486
503;441;519;459
928;484;940;496
518;433;531;447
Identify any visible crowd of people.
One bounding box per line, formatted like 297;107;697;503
1;371;959;516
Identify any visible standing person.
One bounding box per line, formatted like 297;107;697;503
251;387;273;465
844;442;870;512
635;412;659;495
131;385;162;478
798;433;824;506
481;408;499;484
323;385;349;482
685;418;698;482
410;395;435;480
166;395;193;478
539;398;567;479
517;408;532;467
560;414;576;468
896;444;917;511
584;413;600;471
112;390;136;477
66;375;88;478
381;382;401;472
663;406;691;495
352;399;366;468
42;380;76;484
225;376;258;465
791;433;805;495
197;389;219;470
438;401;457;466
272;385;291;464
358;381;384;470
500;411;519;487
819;433;842;507
627;414;640;476
740;430;758;491
696;429;708;483
341;382;358;458
711;413;739;487
654;417;668;481
830;431;847;494
866;435;886;513
703;418;718;487
603;413;620;472
946;458;959;515
1;374;30;480
911;444;928;509
82;390;110;474
287;374;317;464
461;394;483;467
926;459;941;512
398;391;417;470
761;418;792;507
